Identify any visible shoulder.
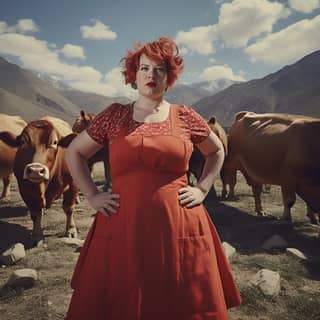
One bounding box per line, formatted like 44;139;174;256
99;102;131;117
175;105;207;123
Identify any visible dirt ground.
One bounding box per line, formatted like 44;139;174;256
0;162;319;320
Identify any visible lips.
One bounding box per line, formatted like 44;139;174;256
146;82;156;87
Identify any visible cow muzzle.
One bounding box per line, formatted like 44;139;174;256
23;162;50;183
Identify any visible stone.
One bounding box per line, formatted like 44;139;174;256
60;238;84;246
250;269;281;296
7;268;38;289
286;248;307;260
222;242;236;259
262;235;288;250
0;243;26;265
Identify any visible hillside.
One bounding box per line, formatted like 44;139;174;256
59;89;130;114
194;50;320;126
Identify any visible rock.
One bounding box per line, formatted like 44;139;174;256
250;269;281;296
60;238;84;246
262;235;288;250
222;242;236;259
286;248;307;260
0;243;26;265
7;268;38;289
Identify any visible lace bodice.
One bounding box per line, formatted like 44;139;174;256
86;103;211;145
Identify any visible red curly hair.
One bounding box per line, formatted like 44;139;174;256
121;36;184;88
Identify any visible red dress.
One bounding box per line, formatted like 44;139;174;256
67;103;241;320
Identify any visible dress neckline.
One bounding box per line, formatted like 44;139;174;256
129;102;172;124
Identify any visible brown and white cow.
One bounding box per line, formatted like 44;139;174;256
188;115;228;197
224;111;320;224
72;110;111;190
0;114;27;200
0;116;78;242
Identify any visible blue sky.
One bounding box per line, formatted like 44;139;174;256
0;0;319;98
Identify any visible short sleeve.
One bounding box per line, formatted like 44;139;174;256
86;104;118;145
181;106;211;144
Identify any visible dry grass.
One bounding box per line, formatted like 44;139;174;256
0;165;319;320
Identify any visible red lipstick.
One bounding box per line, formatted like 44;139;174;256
146;82;156;87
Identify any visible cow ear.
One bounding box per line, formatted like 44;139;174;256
208;116;216;125
80;110;86;120
58;133;78;148
0;131;21;147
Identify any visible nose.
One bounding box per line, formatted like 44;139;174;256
23;162;50;182
146;68;156;78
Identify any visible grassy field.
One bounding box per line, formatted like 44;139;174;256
0;163;319;320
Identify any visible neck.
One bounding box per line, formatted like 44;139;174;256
134;95;165;111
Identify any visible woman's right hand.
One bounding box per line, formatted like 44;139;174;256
87;191;120;218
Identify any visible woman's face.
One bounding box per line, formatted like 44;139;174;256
135;54;168;99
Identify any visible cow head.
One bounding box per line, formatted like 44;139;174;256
12;120;61;184
72;110;96;133
0;120;75;185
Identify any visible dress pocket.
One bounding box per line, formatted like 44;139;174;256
178;204;210;239
178;234;221;315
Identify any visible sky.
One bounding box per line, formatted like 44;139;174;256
0;0;319;99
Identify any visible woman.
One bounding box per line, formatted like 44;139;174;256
66;36;241;320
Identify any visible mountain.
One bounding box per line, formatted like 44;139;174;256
60;89;130;114
165;79;237;106
0;57;81;123
36;72;73;91
0;57;130;123
0;87;56;120
164;83;210;106
190;79;239;96
193;50;320;127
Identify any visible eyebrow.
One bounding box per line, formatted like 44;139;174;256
139;63;165;67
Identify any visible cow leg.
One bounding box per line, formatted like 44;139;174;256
0;174;12;200
63;183;78;238
225;168;237;200
251;182;265;216
306;206;319;225
30;209;44;242
220;167;228;199
281;186;296;222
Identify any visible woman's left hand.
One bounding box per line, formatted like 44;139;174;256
178;185;206;208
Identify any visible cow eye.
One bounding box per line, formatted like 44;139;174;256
52;140;58;145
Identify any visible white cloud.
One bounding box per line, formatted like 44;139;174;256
0;21;7;34
199;65;246;81
60;44;86;59
16;19;39;33
218;0;291;47
179;47;189;55
0;32;132;97
175;25;219;55
288;0;320;14
245;15;320;65
80;19;117;40
0;19;39;34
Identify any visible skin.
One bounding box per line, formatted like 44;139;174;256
65;53;224;216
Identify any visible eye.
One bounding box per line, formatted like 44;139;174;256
50;140;58;148
140;66;148;72
156;67;165;73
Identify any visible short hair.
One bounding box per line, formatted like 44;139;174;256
121;36;184;88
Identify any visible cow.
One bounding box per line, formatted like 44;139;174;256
224;111;320;225
0;114;27;200
72;110;111;190
0;116;78;242
188;115;228;197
